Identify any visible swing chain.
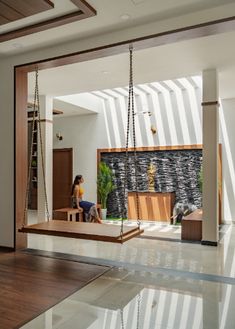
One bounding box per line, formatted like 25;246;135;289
120;292;141;329
121;45;133;238
23;67;50;226
121;45;141;239
36;68;50;221
130;47;141;230
23;69;38;226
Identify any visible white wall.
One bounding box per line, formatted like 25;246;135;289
220;98;235;222
53;95;106;202
0;62;14;247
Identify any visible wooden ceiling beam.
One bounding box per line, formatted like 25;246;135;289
16;15;235;74
0;15;10;25
0;1;24;23
71;0;97;15
0;0;54;17
0;0;96;42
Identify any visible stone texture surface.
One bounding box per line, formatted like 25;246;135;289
101;150;202;218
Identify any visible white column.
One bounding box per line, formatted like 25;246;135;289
37;95;53;222
202;69;219;245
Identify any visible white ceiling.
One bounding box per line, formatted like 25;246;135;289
28;29;235;102
0;0;233;115
0;0;235;55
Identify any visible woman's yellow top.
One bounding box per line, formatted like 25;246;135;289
74;185;84;199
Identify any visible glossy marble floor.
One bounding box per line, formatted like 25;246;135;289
21;212;235;328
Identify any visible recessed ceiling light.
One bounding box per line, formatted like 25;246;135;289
131;0;145;4
102;70;110;74
120;14;131;20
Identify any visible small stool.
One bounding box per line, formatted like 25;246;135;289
53;207;83;222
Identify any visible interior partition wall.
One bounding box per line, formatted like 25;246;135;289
13;17;233;249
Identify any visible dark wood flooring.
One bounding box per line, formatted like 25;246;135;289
0;252;109;329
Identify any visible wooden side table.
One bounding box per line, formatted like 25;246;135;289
53;207;83;222
181;209;202;241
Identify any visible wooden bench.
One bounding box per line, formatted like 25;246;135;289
181;209;202;241
53;207;83;222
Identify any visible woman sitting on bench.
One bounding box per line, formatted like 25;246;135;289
71;175;102;224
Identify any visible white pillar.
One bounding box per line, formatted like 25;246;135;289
202;69;219;245
37;96;53;222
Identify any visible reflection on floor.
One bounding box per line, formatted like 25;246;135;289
21;265;235;329
23;211;235;328
106;220;182;240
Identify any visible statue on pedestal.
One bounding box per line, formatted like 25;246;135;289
147;163;156;192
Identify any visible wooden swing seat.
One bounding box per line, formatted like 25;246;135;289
19;220;144;243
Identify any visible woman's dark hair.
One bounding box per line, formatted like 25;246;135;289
71;175;83;195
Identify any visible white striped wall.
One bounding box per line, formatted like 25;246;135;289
92;76;202;148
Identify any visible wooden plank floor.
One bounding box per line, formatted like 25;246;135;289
0;252;109;329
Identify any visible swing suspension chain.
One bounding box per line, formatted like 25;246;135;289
35;68;50;221
130;48;141;230
136;293;141;329
120;308;125;329
121;45;133;238
120;293;141;329
23;68;50;226
23;70;38;226
122;45;141;233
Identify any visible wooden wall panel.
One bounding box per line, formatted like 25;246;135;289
0;15;9;25
0;0;95;42
0;1;23;23
15;69;28;250
128;192;175;221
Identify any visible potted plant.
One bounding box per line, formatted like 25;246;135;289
198;166;203;193
97;162;115;220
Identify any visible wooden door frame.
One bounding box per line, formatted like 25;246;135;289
14;16;233;249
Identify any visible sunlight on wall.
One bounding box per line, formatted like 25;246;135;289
164;80;191;145
153;82;179;145
94;76;202;148
91;91;112;148
143;84;167;145
135;89;153;146
220;99;235;221
178;78;202;144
